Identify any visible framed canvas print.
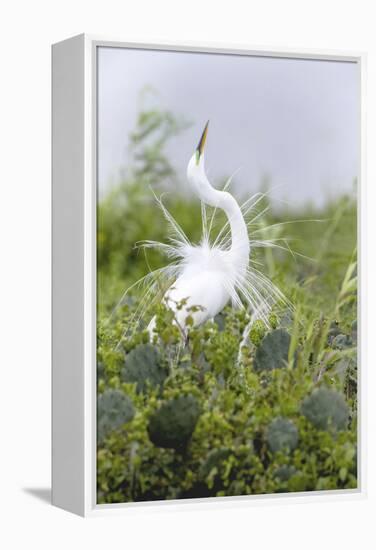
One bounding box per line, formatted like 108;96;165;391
52;35;366;516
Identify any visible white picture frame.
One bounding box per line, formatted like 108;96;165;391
52;34;366;517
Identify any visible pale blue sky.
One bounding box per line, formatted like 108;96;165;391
97;47;359;208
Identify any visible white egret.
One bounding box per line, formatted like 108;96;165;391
111;122;294;347
137;121;290;338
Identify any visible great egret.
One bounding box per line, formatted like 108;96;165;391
111;122;293;348
136;121;290;338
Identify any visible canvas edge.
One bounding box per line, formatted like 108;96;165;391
52;33;86;516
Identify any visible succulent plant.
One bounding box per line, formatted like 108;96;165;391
147;395;201;450
266;417;299;453
97;389;135;443
253;329;291;372
273;464;298;482
332;333;352;350
327;320;341;344
301;387;349;432
121;343;167;393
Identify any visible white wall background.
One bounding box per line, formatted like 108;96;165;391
0;1;375;549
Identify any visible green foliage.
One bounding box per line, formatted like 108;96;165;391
147;395;201;450
269;313;278;330
121;343;167;393
266;417;299;453
97;389;135;443
253;329;291;371
249;319;267;345
129;93;190;185
301;387;350;432
96;103;358;503
199;447;232;480
97;302;357;502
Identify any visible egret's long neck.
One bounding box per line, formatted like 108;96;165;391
190;159;250;272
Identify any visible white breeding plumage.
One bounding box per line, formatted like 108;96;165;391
148;122;250;332
139;122;290;338
111;122;293;347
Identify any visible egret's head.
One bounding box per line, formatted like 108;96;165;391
187;121;229;209
195;120;209;165
187;121;209;180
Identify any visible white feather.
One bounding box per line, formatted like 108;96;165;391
114;124;293;343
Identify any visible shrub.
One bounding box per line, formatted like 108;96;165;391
147;395;201;450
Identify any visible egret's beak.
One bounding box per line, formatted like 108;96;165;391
195;121;209;164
